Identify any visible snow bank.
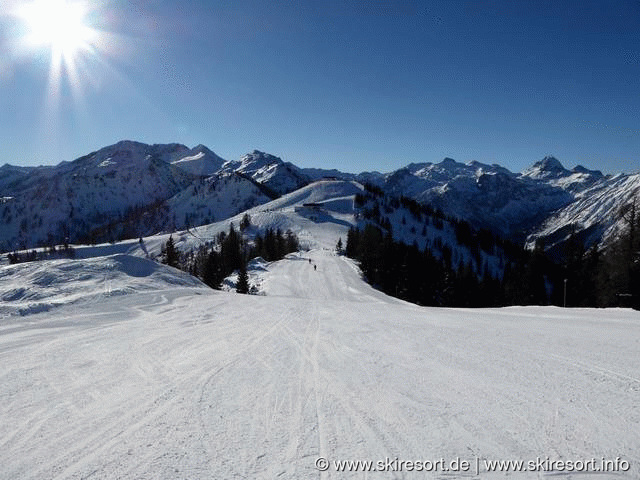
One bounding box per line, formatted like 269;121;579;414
0;254;206;317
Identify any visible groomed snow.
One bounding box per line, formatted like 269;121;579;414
0;248;639;479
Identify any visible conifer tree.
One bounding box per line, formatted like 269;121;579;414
236;260;249;294
240;213;251;231
164;235;179;268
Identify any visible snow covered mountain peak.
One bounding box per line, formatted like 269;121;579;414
398;157;515;189
538;155;565;169
522;155;570;179
170;144;226;176
84;141;194;169
239;150;282;169
467;160;515;176
220;150;285;177
220;150;309;195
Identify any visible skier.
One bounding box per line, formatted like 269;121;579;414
314;264;317;271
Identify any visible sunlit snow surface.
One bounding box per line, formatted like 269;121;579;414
0;181;639;479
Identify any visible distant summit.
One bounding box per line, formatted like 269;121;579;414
220;150;309;195
170;144;226;176
0;140;636;259
522;156;570;179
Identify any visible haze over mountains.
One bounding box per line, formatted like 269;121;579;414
1;140;638;254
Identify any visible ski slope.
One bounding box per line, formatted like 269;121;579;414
0;248;639;479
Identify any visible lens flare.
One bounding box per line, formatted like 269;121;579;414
11;0;109;102
16;0;100;68
19;0;95;55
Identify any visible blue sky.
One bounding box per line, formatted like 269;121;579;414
1;0;638;174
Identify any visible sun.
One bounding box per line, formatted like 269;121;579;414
18;0;95;60
11;0;106;102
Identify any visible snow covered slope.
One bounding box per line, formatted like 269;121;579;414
375;157;573;238
164;173;273;228
96;172;275;240
0;248;638;479
170;144;226;176
526;173;640;250
0;141;199;250
177;179;363;253
0;254;205;317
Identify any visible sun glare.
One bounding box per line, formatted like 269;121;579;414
9;0;111;116
18;0;95;59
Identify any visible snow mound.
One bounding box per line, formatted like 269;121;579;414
0;254;206;317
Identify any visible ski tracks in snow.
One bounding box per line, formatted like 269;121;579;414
1;250;639;479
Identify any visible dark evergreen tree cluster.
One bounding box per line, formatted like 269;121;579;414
161;224;299;294
346;218;640;309
251;228;299;262
7;250;39;264
347;188;640;309
346;225;502;307
7;243;75;265
581;199;640;308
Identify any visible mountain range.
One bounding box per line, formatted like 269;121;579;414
1;140;638;254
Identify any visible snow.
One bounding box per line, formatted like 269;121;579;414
521;156;569;180
97;158;116;168
170;145;226;176
527;173;640;249
0;248;638;479
162;173;272;231
174;180;362;253
220;150;310;195
1;159;640;478
0;254;206;317
174;151;204;163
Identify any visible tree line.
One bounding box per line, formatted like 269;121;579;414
346;186;640;309
345;221;639;309
6;243;76;265
161;215;299;294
